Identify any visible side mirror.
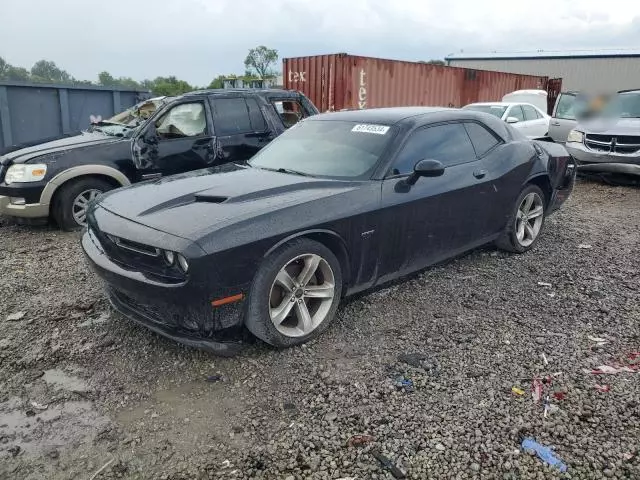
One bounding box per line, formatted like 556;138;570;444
406;159;445;185
506;116;519;124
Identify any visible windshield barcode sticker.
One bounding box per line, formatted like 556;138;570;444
352;124;390;135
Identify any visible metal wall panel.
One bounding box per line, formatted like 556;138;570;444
447;57;640;93
284;54;547;112
0;81;150;151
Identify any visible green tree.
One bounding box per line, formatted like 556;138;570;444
149;76;193;96
5;66;30;81
244;45;278;79
426;59;445;65
208;75;226;89
30;59;71;83
0;57;8;77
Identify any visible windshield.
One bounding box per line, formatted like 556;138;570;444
248;120;394;179
463;105;507;118
601;92;640;118
91;97;169;137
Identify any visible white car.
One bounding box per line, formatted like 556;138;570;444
462;102;550;138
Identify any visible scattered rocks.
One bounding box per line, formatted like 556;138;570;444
6;311;25;322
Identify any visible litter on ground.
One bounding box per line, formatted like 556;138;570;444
521;438;567;473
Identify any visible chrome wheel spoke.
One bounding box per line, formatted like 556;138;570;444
522;194;534;212
275;270;295;293
298;254;321;286
525;223;535;240
304;284;334;299
271;295;295;325
528;206;543;219
516;219;525;241
295;300;313;333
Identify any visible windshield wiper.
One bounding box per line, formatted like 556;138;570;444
253;166;314;177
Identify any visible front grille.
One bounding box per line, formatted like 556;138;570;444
585;134;640;154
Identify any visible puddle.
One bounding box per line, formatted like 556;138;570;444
42;369;90;393
0;397;109;458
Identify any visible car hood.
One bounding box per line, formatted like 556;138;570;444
96;166;363;242
578;117;640;136
0;131;125;165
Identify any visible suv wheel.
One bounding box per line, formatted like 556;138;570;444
52;178;113;231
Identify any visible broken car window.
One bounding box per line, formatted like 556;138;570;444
273;100;308;128
155;103;206;139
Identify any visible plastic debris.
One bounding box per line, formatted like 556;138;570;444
347;434;375;447
521;438;567;472
532;378;543;403
511;387;525;396
537;282;552;287
371;448;406;479
220;460;232;468
541;353;549;365
595;384;611;392
589;365;636;375
206;374;223;383
393;376;415;393
30;401;48;411
6;311;25;322
543;396;551;417
577;244;593;249
552;392;566;401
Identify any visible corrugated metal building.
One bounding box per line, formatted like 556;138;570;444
445;49;640;93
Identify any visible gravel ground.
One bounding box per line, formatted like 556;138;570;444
0;178;639;480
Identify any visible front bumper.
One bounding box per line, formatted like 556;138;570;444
566;142;640;176
0;182;49;218
81;228;246;356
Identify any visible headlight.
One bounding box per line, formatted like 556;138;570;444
4;164;47;184
177;254;189;273
567;130;584;143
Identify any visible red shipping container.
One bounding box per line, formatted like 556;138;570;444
283;53;550;112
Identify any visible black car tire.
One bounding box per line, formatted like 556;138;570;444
245;238;343;348
52;177;113;231
496;184;546;253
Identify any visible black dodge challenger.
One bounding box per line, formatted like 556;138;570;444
82;107;576;355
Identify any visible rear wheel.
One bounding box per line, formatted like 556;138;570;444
245;238;343;348
496;184;546;253
52;177;113;231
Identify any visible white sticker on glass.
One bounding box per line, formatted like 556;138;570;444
351;124;390;135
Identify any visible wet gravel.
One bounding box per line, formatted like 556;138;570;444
0;178;639;479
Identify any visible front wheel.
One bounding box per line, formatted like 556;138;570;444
245;238;343;348
496;184;546;253
52;177;113;231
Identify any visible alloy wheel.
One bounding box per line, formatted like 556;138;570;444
268;253;336;338
72;189;102;226
515;192;544;247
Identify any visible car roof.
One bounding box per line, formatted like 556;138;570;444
309;107;453;125
465;102;512;107
182;88;302;98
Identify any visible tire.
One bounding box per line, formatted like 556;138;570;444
52;177;114;231
245;238;343;348
495;184;546;253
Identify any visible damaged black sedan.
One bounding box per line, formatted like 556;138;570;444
82;107;575;355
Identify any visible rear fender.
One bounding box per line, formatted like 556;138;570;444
532;140;576;190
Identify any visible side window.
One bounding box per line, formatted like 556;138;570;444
155;102;206;139
391;123;476;176
522;105;539;121
554;94;576;120
212;98;252;135
272;100;308;128
246;98;267;131
463;122;501;157
508;105;525;122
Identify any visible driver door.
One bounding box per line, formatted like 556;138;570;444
133;100;218;180
376;123;491;283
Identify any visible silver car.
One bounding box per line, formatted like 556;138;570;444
565;90;640;177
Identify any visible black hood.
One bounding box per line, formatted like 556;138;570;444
0;131;125;165
96;167;362;242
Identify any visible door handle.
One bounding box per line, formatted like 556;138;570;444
473;169;487;179
551;121;561;126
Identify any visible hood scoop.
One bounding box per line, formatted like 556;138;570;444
194;194;228;204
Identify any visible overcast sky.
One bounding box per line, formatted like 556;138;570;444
1;0;639;85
